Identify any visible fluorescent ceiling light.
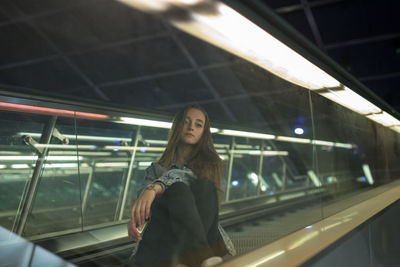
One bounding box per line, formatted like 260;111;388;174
11;164;30;169
311;140;334;146
210;128;219;133
33;144;96;149
104;146;165;152
248;150;289;156
219;155;228;161
367;112;400;127
120;117;172;128
18;132;131;142
214;144;230;148
0;156;82;161
44;163;78;168
307;170;322;187
362;164;374;185
0;165;6;169
138;161;152;167
144;139;168;145
320;87;382;115
235;144;253;149
170;3;340;89
95;162;129;167
391;126;400;134
334;142;353;149
276;136;311;143
220;129;275;140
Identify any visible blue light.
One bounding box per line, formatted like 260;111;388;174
294;127;304;135
140;149;146;152
231;180;239;186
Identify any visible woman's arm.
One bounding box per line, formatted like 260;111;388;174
128;183;163;241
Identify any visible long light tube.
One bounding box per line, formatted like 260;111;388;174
320;87;382;115
276;136;311;143
119;117;172;128
18;132;131;142
367;112;400;127
169;3;340;89
311;140;334;146
0;156;82;161
220;129;275;140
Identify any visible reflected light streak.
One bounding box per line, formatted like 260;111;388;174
362;164;374;185
246;250;286;267
44;163;77;168
248;150;289;156
321;221;342;231
0;165;5;169
221;130;275;140
277;136;311;143
144;139;168;145
11;164;30;169
0;102;108;120
120;117;172;128
334;142;353;149
311;140;334;146
95;162;129;167
0;156;82;161
34;144;96;150
18;132;131;142
104;146;165;152
287;231;319;250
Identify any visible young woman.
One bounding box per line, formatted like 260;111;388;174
127;104;235;267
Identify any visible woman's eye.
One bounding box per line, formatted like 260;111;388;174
184;119;190;124
196;123;203;128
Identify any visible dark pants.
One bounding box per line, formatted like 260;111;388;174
130;178;225;267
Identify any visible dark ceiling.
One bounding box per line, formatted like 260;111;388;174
264;0;400;111
0;0;399;133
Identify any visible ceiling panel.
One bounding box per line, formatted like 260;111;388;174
31;2;166;53
0;22;57;64
0;58;88;91
68;36;192;84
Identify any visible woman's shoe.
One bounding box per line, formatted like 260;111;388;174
201;256;223;267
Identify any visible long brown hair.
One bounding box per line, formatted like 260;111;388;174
158;104;223;202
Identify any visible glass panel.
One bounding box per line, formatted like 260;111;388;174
0;111;40;232
74;118;140;227
23;116;80;237
310;91;396;219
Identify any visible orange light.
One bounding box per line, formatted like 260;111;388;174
0;102;109;120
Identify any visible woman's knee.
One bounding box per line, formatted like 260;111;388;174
191;178;216;194
164;182;192;197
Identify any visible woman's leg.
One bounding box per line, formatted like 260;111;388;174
132;180;221;267
190;178;226;257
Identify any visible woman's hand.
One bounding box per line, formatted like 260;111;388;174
127;184;162;241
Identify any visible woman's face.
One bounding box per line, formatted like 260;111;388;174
181;108;206;145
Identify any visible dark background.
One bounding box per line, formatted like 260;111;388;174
0;0;399;116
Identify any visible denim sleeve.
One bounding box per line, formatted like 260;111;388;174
154;168;196;188
137;163;163;197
